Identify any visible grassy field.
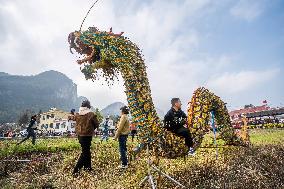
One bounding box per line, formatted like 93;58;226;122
249;129;284;144
0;129;283;189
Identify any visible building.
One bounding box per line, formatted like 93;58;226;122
54;119;76;133
229;104;284;127
229;104;270;123
39;108;75;133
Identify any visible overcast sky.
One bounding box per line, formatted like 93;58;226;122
0;0;283;112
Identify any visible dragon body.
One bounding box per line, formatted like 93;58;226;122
68;28;247;158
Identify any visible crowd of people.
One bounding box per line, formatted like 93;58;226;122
248;117;283;125
0;130;17;138
232;116;284;129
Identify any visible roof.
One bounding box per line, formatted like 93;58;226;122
246;108;284;118
41;108;67;115
229;105;269;116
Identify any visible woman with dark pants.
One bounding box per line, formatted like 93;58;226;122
114;106;130;168
70;100;99;175
130;122;137;142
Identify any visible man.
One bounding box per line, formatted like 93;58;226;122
164;98;195;156
101;116;110;141
17;115;38;145
70;100;99;175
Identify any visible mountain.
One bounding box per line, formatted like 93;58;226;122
0;70;85;123
101;102;126;116
100;101;165;119
0;72;9;77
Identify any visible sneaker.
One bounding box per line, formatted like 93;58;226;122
118;165;128;169
188;147;195;156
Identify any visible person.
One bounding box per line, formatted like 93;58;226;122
114;106;130;168
17;115;38;145
70;100;99;175
7;130;13;137
101;116;110;141
164;98;195;156
130;122;137;142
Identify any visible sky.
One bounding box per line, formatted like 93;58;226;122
0;0;283;113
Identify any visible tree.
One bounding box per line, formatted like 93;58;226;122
93;108;103;123
18;111;29;127
18;109;35;128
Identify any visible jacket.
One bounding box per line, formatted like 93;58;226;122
164;107;187;132
27;119;37;130
114;114;130;139
74;107;99;136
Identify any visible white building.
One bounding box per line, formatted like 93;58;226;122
53;119;76;133
39;108;76;133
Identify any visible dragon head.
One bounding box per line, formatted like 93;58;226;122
68;27;143;86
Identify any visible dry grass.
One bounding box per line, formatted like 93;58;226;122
0;129;283;189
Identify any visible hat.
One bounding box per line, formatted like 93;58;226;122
120;106;129;114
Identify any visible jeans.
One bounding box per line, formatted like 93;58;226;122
18;128;36;145
101;128;109;141
73;136;92;174
118;135;128;166
174;127;193;149
130;130;137;142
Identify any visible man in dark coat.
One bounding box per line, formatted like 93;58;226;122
17;115;38;145
164;98;195;156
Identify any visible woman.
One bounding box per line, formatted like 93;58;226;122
114;106;130;168
71;100;99;175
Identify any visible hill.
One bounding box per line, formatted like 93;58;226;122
0;70;85;123
100;101;165;119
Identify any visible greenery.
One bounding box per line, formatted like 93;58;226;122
0;129;283;188
249;129;284;145
0;138;81;158
249;123;284;129
93;108;104;123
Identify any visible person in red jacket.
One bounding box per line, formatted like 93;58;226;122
130;122;137;142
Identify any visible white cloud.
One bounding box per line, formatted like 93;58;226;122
230;0;266;22
206;69;279;94
0;0;214;111
0;0;282;112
